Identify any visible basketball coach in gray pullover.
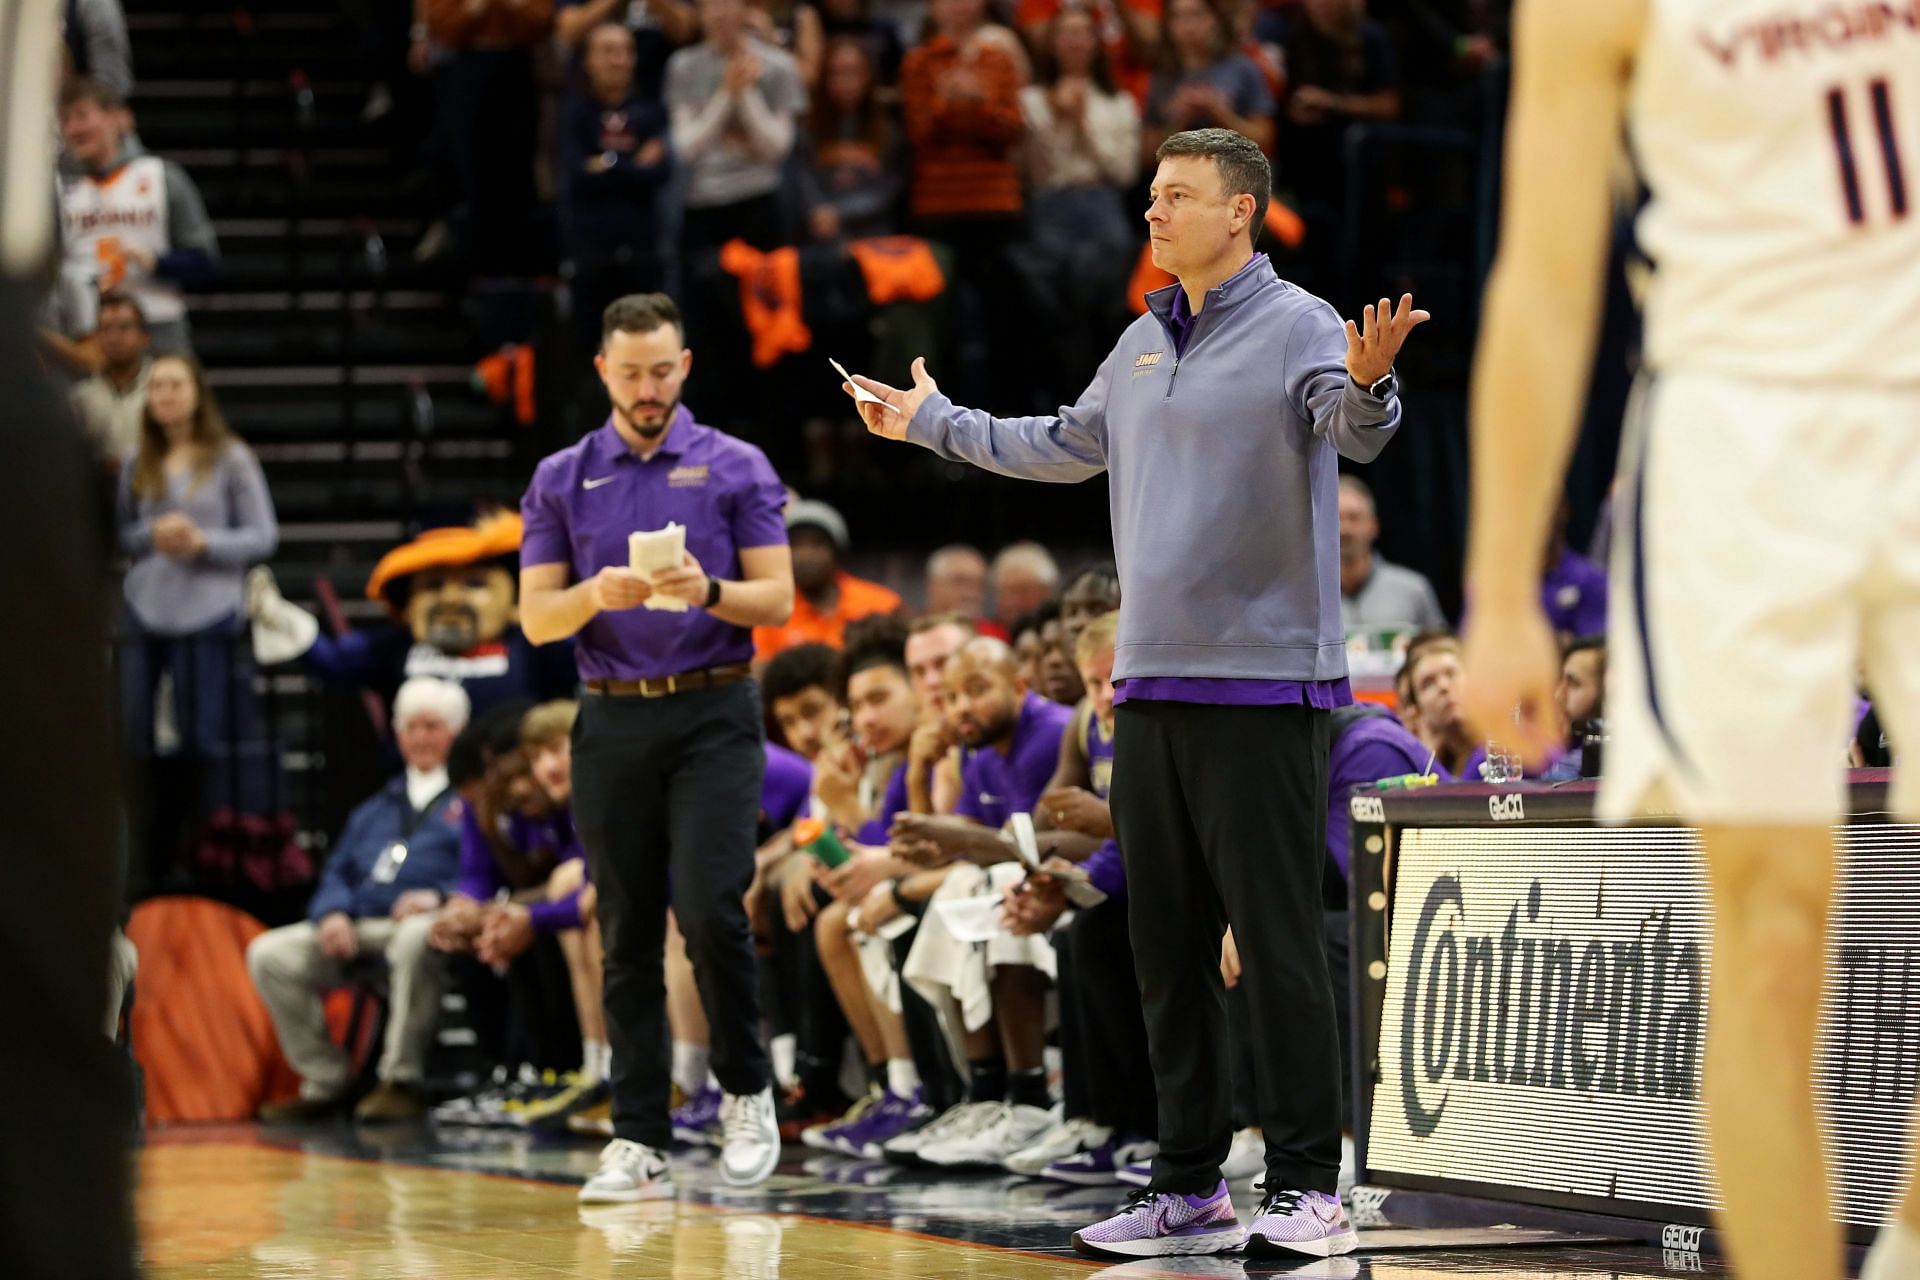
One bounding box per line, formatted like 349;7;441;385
848;128;1428;1260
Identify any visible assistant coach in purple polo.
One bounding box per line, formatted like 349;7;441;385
519;293;796;1202
847;128;1428;1261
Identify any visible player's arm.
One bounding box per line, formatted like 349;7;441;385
1461;0;1641;756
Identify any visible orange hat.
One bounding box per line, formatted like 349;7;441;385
366;511;524;617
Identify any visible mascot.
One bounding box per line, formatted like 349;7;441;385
247;512;575;714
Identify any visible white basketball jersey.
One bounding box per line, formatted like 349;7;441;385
1628;0;1920;385
58;155;184;325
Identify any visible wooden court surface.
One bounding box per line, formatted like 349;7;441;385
136;1128;1737;1279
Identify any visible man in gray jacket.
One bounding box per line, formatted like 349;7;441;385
847;127;1426;1261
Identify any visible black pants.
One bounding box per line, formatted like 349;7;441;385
573;682;772;1148
1113;700;1340;1195
764;880;851;1103
454;939;583;1074
1057;900;1157;1138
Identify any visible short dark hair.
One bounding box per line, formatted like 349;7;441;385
1155;127;1271;244
601;293;684;348
96;291;147;331
838;617;910;697
449;697;536;788
60;76;125;114
1565;633;1607;675
1008;601;1061;646
762;643;841;706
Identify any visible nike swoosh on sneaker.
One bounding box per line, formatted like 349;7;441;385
1313;1203;1342;1225
583;475;617;489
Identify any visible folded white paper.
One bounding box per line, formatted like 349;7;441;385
1009;812;1107;908
830;357;902;415
629;523;689;612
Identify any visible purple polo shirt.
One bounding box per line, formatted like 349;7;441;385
1542;547;1608;637
1118;252;1351;712
762;742;814;833
955;692;1075;828
456;805;587;934
520;408;789;681
1077;709;1128;898
855;761;911;845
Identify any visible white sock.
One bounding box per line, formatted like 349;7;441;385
887;1058;921;1097
770;1033;798;1091
671;1041;710;1097
1863;1217;1920;1280
581;1040;610;1082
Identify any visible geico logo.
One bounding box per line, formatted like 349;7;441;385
1488;793;1526;821
1662;1224;1705;1252
1350;795;1386;824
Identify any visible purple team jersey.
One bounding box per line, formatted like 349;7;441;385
456;805;588;933
1542;547;1608;637
855;761;911;846
761;741;814;834
519;407;789;681
954;692;1075;828
1327;712;1441;880
1079;707;1127;900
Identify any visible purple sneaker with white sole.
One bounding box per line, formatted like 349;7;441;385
1245;1188;1358;1258
1043;1137;1158;1186
670;1085;723;1146
833;1088;927;1157
1071;1180;1244;1259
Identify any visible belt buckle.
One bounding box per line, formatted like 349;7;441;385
643;675;677;698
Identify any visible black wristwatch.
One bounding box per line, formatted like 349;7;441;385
1361;369;1398;400
704;576;723;608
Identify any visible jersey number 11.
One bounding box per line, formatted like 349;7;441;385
1827;79;1909;226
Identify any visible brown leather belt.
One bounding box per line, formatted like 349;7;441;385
584;662;753;699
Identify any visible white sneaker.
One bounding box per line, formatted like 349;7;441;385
1005;1117;1113;1177
718;1088;781;1187
880;1100;994;1163
579;1139;674;1203
920;1102;1056;1169
1221;1127;1265;1183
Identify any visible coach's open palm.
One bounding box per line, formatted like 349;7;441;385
1345;293;1431;386
845;357;937;440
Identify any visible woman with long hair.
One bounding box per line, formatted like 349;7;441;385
116;353;277;776
1141;0;1274;161
801;37;904;241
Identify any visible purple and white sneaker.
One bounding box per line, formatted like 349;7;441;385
1244;1188;1358;1258
1115;1155;1153;1187
1071;1180;1244;1259
670;1084;723;1146
834;1088;928;1158
1043;1137;1158;1186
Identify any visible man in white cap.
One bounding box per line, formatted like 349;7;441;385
247;677;472;1122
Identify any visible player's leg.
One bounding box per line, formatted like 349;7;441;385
815;898;886;1065
1605;374;1870;1280
1699;825;1842;1280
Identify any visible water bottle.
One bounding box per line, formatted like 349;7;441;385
1480;741;1522;783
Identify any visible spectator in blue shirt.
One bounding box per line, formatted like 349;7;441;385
248;678;471;1123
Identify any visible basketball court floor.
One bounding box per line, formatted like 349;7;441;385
138;1126;1739;1279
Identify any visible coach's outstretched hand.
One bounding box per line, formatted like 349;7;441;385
1345;293;1430;387
845;357;937;440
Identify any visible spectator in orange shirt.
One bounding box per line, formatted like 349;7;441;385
753;498;904;659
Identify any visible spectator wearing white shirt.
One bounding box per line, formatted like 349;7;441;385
69;291;150;466
666;0;808;251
